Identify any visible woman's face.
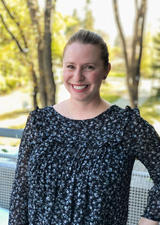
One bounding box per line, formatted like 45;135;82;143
63;42;110;103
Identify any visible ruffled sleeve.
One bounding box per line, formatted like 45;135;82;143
129;107;160;221
8;109;37;225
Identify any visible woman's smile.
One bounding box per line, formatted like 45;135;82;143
72;84;89;92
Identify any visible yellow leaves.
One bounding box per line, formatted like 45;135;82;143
53;12;78;32
0;42;18;58
52;12;78;59
0;44;12;59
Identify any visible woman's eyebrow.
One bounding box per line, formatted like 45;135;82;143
64;61;75;64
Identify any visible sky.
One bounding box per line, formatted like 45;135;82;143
54;0;160;45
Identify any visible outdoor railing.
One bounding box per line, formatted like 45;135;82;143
0;128;23;139
0;128;158;225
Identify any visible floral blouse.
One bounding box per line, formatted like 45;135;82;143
8;105;160;225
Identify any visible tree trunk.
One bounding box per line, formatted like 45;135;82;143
38;40;48;107
127;69;139;107
27;0;47;107
30;63;38;109
112;0;147;108
27;0;56;107
43;0;56;106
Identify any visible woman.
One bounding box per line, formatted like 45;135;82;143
9;29;160;225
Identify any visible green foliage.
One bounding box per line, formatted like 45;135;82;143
0;43;30;94
52;12;79;64
140;96;160;124
0;0;33;94
100;82;120;103
83;9;94;30
64;9;82;39
149;25;160;96
109;38;126;75
152;30;160;76
109;72;125;77
140;31;154;77
1;148;8;153
64;0;95;39
82;0;94;30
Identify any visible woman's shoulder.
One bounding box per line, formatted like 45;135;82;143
110;105;149;129
109;105;140;120
29;106;51;118
118;105;157;136
31;105;55;115
27;106;57;127
113;105;140;114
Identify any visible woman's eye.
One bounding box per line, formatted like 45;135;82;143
88;65;94;69
84;65;95;71
67;65;75;69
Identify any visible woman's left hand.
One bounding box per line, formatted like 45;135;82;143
138;217;159;225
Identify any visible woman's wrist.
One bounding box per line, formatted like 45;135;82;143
139;217;159;225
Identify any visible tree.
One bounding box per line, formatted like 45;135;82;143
27;0;56;107
82;0;94;30
112;0;147;108
152;28;160;97
0;0;38;108
0;0;57;108
65;0;95;38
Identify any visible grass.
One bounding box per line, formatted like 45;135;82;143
100;91;120;102
109;72;125;78
0;109;30;121
100;82;125;103
0;109;30;130
9;124;26;129
140;96;160;124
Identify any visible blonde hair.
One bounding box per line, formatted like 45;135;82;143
63;29;109;70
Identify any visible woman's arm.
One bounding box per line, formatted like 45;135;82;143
8;111;36;225
139;217;159;225
128;108;160;222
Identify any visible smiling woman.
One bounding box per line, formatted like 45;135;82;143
8;30;160;225
53;29;111;120
62;43;109;105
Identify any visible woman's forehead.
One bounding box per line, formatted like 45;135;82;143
65;42;100;51
63;42;101;62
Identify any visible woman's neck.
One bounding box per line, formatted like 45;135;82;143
54;97;111;120
69;97;104;112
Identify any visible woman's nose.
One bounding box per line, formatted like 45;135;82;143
74;68;84;81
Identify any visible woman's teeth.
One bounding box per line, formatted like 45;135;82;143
73;85;88;90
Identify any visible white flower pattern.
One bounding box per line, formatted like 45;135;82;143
8;105;160;225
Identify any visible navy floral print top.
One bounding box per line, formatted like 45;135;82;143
9;105;160;225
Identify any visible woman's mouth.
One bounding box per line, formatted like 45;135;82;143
72;84;89;92
73;85;88;90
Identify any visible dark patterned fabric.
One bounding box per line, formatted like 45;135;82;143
8;105;160;225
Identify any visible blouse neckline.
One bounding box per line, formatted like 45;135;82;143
50;104;118;122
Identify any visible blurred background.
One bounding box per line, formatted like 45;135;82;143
0;0;160;143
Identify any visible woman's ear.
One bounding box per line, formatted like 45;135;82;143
106;63;111;74
103;63;111;80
